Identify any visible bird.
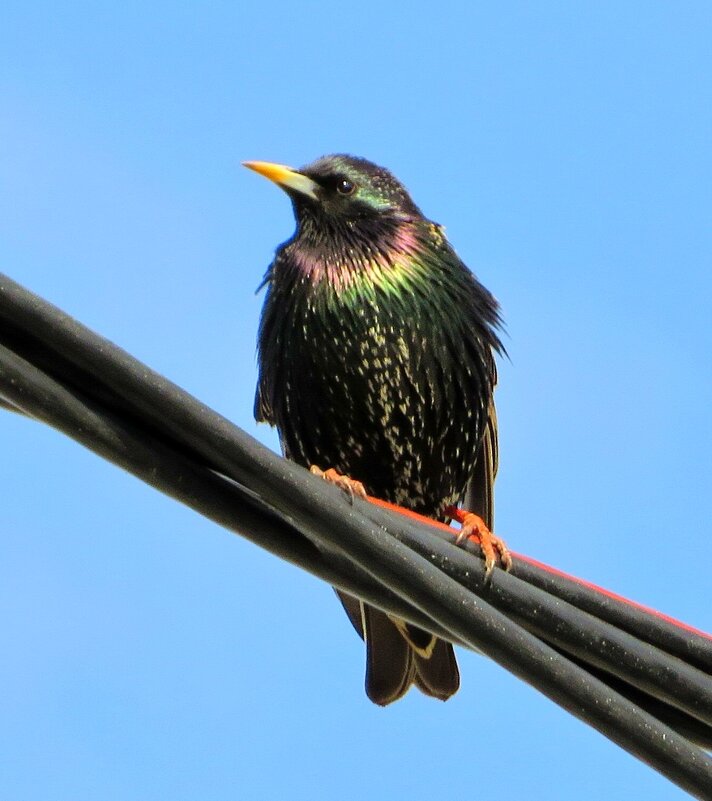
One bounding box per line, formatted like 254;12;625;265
244;154;506;705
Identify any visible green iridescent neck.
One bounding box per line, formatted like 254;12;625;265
283;215;447;299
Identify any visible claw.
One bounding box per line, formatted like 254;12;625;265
447;507;512;577
310;465;368;504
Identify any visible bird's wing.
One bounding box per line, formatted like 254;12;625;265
334;590;365;639
463;399;498;530
253;383;273;425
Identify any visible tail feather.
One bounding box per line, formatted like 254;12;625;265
363;605;416;705
413;638;460;700
337;591;459;705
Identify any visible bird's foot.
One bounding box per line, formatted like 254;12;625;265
309;465;368;504
446;506;512;577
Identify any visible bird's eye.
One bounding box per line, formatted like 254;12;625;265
336;178;356;195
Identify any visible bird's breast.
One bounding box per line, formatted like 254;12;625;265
267;281;486;516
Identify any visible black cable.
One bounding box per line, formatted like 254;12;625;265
3;346;712;798
358;501;712;724
2;273;712;798
563;649;712;751
354;502;712;675
514;556;712;673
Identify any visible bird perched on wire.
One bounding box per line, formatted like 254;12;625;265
245;154;508;705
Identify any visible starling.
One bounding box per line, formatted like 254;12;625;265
245;155;505;705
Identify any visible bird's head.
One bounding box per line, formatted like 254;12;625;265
245;154;504;351
243;155;431;262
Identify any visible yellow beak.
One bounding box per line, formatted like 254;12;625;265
242;160;319;200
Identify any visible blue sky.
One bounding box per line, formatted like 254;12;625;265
1;2;711;799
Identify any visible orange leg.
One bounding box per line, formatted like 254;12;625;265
446;506;512;576
309;465;368;503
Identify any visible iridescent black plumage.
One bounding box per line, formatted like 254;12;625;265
248;155;504;704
